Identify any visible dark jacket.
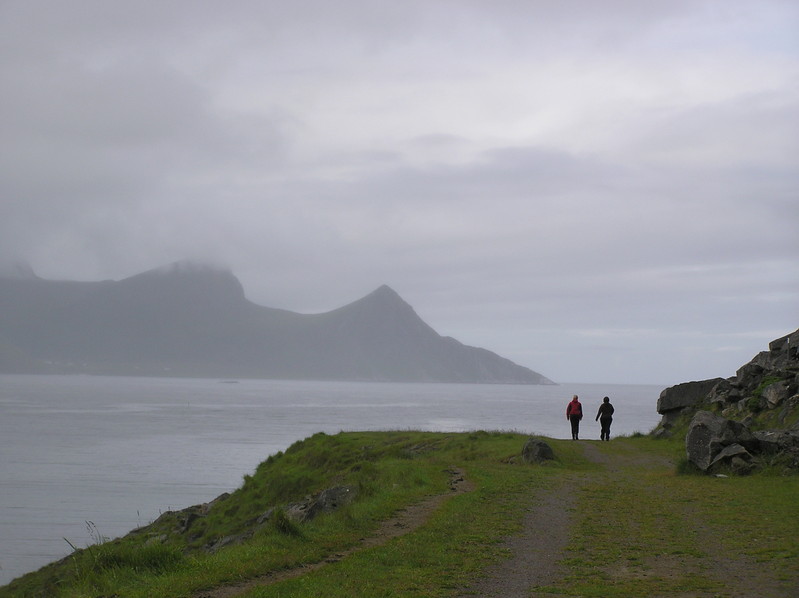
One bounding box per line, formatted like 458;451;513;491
596;402;615;420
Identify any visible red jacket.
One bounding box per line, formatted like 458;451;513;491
566;398;583;419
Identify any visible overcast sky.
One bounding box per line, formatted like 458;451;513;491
1;1;797;385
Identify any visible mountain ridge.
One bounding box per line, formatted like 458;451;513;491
0;262;553;384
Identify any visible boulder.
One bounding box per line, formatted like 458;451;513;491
685;411;758;472
762;381;791;408
708;443;755;474
735;362;766;391
707;378;735;406
768;329;799;358
657;379;724;414
522;437;555;464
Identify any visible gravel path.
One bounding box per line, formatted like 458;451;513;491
455;475;580;598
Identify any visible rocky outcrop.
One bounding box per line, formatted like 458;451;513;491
283;485;357;524
654;378;726;435
653;328;799;440
128;484;358;554
653;328;799;474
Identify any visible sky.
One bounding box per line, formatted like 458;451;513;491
1;1;797;386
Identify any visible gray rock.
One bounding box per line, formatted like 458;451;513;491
657;379;724;414
707;379;735;406
685;411;758;472
753;429;799;454
522;438;555;463
285;485;357;523
768;329;799;357
206;534;248;554
708;443;753;473
762;381;790;408
735;362;765;391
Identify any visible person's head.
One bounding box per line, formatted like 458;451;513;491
603;396;610;403
572;395;578;401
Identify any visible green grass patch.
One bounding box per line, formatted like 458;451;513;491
3;432;797;598
538;436;799;597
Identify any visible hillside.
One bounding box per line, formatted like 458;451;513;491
3;432;797;597
0;261;552;384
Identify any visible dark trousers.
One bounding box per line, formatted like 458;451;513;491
600;416;613;440
569;415;581;439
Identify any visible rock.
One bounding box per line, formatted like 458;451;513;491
768;329;799;358
762;381;790;408
206;534;248;554
735;362;766;391
708;443;755;474
685;411;758;472
651;410;684;438
657;379;724;414
707;379;735;406
285;485;357;523
522;438;555;463
255;508;275;525
752;429;799;454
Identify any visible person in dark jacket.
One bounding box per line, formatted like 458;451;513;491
595;396;615;441
566;395;583;440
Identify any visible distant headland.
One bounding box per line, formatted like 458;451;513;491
0;260;553;384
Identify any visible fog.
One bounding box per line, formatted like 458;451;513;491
1;1;797;384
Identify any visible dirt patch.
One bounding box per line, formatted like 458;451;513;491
194;468;472;598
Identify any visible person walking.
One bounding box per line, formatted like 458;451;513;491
596;396;615;441
566;395;583;440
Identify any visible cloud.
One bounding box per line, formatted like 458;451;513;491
1;0;797;383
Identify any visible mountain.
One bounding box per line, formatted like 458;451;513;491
0;262;553;384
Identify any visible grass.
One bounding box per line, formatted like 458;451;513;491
538;437;799;597
2;431;797;598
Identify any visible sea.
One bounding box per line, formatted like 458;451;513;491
0;374;664;585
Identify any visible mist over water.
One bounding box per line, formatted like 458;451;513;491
0;374;663;585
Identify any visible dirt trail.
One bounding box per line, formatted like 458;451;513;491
194;468;472;598
455;475;581;598
456;444;607;598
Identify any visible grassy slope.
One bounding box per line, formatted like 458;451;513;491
2;432;797;598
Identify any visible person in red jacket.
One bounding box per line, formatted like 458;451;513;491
566;395;583;440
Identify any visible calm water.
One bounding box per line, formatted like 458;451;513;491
0;374;663;585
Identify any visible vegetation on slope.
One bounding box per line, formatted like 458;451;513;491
2;431;797;598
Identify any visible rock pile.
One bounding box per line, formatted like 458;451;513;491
653;327;799;474
685;410;799;474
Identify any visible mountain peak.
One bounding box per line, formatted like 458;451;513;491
368;284;403;301
119;260;246;304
